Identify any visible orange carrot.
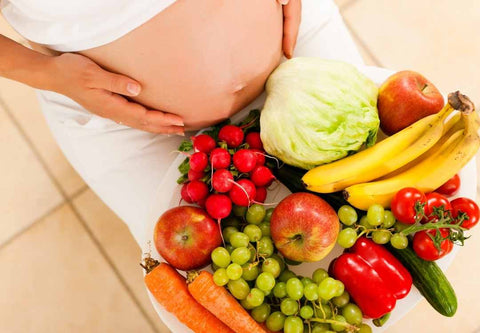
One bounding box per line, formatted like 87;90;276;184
187;270;267;333
143;259;234;333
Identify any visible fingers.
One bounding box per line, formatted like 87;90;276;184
91;91;185;135
282;0;302;59
91;69;143;97
144;110;186;135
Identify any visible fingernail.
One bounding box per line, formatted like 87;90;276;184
172;120;184;127
278;0;289;5
127;83;141;96
177;132;185;137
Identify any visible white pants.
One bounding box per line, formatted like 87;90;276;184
37;0;364;246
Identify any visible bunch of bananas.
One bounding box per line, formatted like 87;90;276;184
302;91;480;210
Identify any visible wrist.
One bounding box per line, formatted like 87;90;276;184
31;55;61;91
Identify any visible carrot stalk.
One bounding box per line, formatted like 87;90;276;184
187;271;267;333
143;260;234;333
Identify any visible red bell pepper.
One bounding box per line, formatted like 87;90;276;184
330;237;412;319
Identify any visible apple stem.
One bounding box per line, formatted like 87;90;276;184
284;234;303;246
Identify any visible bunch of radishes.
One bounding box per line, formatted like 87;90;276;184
179;123;276;221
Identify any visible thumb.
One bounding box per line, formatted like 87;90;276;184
95;69;142;97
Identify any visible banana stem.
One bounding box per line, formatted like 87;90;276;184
448;91;475;113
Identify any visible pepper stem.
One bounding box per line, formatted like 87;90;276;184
373;312;391;327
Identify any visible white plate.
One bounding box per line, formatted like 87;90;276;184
143;65;478;333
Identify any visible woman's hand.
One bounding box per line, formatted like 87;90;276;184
278;0;302;59
47;53;184;135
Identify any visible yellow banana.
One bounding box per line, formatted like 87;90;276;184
444;112;462;133
302;103;454;193
344;93;479;210
378;111;464;179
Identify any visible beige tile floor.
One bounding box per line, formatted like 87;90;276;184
0;1;479;332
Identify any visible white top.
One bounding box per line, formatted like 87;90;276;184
0;0;176;52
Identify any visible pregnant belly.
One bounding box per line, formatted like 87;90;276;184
80;0;284;130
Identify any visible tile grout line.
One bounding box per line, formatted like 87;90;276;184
0;200;66;253
68;185;90;201
0;97;159;331
0;184;88;253
68;202;160;333
0;97;69;199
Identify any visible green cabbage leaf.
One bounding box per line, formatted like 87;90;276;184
260;58;379;170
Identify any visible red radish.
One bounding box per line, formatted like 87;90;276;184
233;149;257;173
229;179;256;207
245;132;263;150
205;194;232;220
186;180;209;203
255;187;267;203
212;169;234;193
251;149;266;166
181;183;194;203
190;152;208;172
188;169;205;181
210;148;231;169
218;125;244;148
192;134;216;153
250;166;275;187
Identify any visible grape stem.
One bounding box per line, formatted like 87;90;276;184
308;318;359;332
313;301;327;319
355;225;394;239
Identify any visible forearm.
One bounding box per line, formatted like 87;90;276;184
0;34;54;90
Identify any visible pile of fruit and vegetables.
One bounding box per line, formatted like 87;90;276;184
142;58;480;333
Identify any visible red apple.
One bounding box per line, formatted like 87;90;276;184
154;206;222;271
270;193;339;262
378;70;444;135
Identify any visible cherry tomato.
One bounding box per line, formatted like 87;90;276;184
413;229;453;261
436;174;461;196
421;192;452;224
391;188;427;224
451;197;480;230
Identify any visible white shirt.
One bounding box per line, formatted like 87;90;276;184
0;0;176;52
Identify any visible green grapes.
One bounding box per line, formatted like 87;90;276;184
367;204;385;226
337;228;358;248
338;205;358;226
211;247;230;268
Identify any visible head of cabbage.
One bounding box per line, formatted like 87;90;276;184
260;58;379;170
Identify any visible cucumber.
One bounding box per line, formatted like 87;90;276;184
387;245;457;317
272;164;359;212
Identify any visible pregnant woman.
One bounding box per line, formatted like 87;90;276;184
0;0;363;246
